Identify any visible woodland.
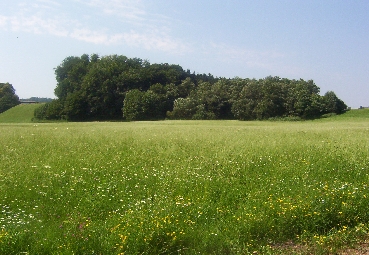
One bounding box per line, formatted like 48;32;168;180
31;54;347;121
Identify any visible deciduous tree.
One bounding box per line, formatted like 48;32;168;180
0;83;20;113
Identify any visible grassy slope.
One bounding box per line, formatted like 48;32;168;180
0;103;42;123
325;109;369;120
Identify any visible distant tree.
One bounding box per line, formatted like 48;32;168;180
148;83;170;117
63;91;89;120
256;77;287;118
26;97;53;103
54;55;90;101
123;86;168;121
231;80;261;120
142;90;167;119
167;97;198;119
0;83;20;113
322;91;347;114
192;80;232;119
80;55;128;119
192;104;216;120
123;89;145;121
284;79;321;118
167;79;232;120
145;63;187;87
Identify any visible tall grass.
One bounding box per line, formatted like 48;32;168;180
1;116;369;254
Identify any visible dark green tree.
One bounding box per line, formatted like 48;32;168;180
142;90;167;119
123;89;145;121
322;91;347;114
256;77;287;119
54;54;90;101
231;80;261;120
63;91;88;120
167;97;197;119
0;83;20;113
176;77;196;98
145;63;187;87
80;55;127;119
123;86;168;121
33;99;63;120
167;80;231;120
284;79;321;118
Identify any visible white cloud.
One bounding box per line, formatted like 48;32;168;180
37;0;61;6
7;15;68;37
70;28;110;44
68;28;192;53
0;0;190;54
122;30;191;54
76;0;146;24
0;16;8;28
30;0;62;11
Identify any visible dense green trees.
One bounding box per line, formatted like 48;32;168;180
322;91;347;114
230;77;323;120
37;54;197;121
34;54;347;121
122;89;166;121
168;76;347;120
0;83;20;113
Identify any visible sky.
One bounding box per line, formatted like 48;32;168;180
1;0;368;108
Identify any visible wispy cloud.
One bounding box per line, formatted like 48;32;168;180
207;42;284;68
70;28;116;44
37;0;61;6
122;30;191;54
206;42;306;76
3;15;69;37
0;16;8;28
80;0;146;23
0;0;190;54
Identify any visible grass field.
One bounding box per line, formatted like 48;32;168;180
0;109;369;254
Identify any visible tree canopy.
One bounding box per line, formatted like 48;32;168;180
34;54;347;121
0;83;20;114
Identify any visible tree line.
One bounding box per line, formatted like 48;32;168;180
20;97;54;103
34;54;347;121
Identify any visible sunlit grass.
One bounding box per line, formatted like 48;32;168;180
0;104;41;123
1;115;369;254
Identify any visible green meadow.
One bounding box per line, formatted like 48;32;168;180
1;108;369;254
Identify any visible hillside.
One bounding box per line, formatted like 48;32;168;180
324;108;369;120
0;103;42;123
341;108;369;118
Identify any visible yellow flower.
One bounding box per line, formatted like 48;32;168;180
119;234;128;243
0;229;8;241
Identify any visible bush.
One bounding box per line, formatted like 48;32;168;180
33;100;63;120
268;116;303;121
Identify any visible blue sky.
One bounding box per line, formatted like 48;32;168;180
1;0;368;108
